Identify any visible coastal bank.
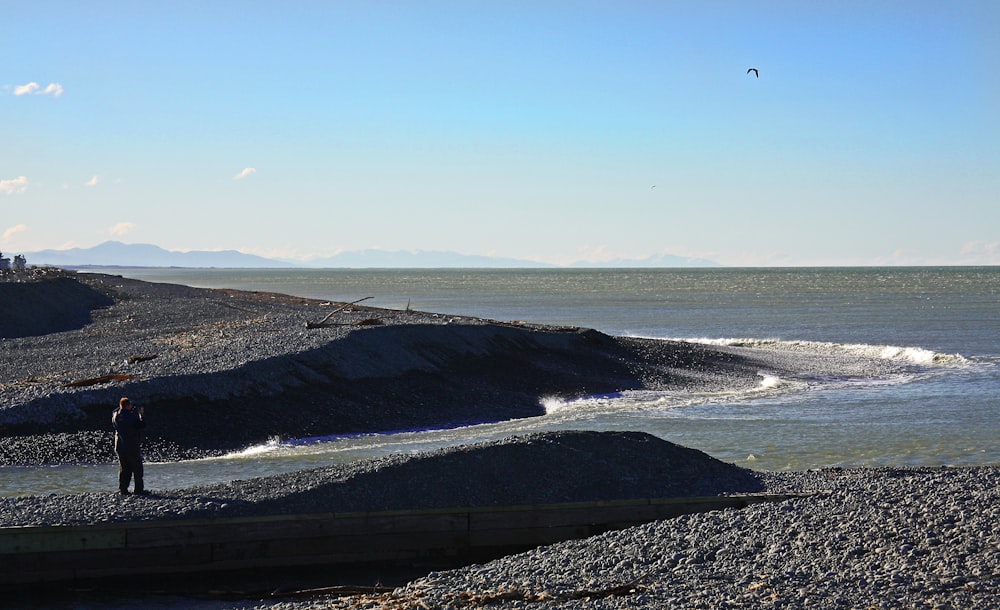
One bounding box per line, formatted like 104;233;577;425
1;271;763;466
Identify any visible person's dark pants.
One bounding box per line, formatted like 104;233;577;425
117;449;144;493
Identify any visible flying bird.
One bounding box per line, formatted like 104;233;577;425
747;67;759;78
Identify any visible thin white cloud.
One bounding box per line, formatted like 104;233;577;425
960;240;1000;264
3;224;28;240
85;175;100;187
12;82;63;97
572;244;619;263
109;222;137;237
14;82;39;96
0;176;29;194
233;167;257;180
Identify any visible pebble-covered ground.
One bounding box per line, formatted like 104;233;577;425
258;465;1000;610
7;432;998;609
8;444;997;609
7;272;993;609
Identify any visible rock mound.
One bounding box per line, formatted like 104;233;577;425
200;430;766;518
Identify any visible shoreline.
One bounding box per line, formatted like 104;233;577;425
1;271;763;466
0;430;767;528
3;272;999;607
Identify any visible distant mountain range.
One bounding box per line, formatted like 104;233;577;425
21;241;720;268
304;249;556;268
568;253;720;268
22;241;292;268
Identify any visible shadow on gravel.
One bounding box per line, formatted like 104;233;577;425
5;321;761;465
4;561;443;610
186;431;767;520
0;276;114;339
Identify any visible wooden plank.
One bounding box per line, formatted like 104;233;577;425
469;524;596;549
125;515;343;548
124;511;467;549
345;529;470;556
70;543;216;580
0;541;214;585
0;565;75;587
206;524;471;564
0;550;78;585
0;524;126;554
364;511;468;536
0;494;808;589
468;501;657;531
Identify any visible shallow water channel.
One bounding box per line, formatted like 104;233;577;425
4;362;996;497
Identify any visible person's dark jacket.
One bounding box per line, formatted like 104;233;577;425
112;407;145;454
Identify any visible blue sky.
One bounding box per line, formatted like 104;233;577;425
3;1;998;266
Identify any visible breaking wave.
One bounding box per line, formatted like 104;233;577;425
543;335;974;420
672;337;968;366
220;436;282;458
542;371;795;416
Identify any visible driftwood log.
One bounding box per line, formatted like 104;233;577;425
306;296;373;328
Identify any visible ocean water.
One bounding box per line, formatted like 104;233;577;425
3;267;998;495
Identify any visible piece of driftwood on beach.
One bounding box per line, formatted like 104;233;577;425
63;373;138;388
306;296;374;328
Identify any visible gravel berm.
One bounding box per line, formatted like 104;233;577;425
0;430;766;527
1;270;775;465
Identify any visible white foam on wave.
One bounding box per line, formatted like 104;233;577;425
671;337;967;366
756;373;784;390
542;371;790;416
543;393;643;416
219;436;283;459
541;395;574;414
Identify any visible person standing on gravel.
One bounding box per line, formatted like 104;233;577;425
112;397;147;496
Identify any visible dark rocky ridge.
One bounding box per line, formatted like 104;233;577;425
1;272;762;466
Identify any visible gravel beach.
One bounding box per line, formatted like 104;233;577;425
1;270;904;467
1;270;766;466
5;432;998;609
3;271;997;608
289;465;1000;610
